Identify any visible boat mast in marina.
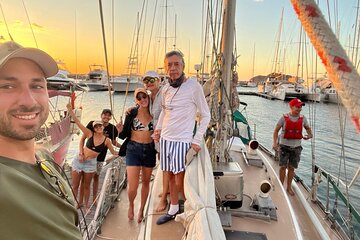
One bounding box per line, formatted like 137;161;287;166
216;0;237;163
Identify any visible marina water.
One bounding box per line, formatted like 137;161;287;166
64;90;360;234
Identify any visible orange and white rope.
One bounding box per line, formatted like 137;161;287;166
291;0;360;132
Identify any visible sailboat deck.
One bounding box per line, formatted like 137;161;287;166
225;149;299;239
81;146;344;240
260;149;343;240
92;163;186;240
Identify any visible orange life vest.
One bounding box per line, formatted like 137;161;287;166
283;114;303;139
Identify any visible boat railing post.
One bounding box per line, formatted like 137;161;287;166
325;174;330;214
253;123;256;139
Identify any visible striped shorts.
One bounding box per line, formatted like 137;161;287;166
159;138;191;174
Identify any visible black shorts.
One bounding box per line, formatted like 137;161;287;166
125;140;156;168
279;145;303;168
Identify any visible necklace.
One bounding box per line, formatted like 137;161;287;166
162;84;182;111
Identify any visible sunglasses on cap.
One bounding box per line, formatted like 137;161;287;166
136;93;148;101
143;77;157;84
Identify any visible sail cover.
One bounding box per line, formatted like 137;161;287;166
175;140;226;240
233;110;251;144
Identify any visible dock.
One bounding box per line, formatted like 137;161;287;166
238;91;276;100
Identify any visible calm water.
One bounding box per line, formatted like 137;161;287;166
64;90;360;234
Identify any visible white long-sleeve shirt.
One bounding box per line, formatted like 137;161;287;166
156;77;210;145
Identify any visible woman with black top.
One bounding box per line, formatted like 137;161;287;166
66;103;118;212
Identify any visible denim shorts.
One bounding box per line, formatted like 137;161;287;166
279;145;303;168
126;140;156;168
72;155;97;173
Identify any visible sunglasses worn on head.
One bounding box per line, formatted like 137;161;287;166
143;77;157;84
36;159;70;203
136;94;148;101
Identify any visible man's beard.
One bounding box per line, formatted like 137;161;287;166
0;106;48;141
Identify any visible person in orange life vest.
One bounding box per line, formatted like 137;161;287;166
272;98;313;196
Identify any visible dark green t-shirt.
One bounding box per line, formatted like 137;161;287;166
0;154;82;240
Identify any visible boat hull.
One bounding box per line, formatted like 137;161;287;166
83;83;109;91
51;134;72;167
112;81;143;92
321;93;342;104
112;75;143;92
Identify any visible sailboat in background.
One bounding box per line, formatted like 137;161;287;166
245;43;258;87
313;76;342;104
111;54;143;92
258;9;285;94
112;12;143;93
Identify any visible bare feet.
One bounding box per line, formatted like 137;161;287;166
287;188;295;196
137;210;144;223
156;199;168;212
128;206;134;220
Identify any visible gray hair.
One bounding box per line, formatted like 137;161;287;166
164;50;185;66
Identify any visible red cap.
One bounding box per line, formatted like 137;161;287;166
289;98;305;107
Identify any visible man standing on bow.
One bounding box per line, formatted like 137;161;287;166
273;98;313;196
0;41;82;239
153;50;210;225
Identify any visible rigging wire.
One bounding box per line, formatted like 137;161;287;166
98;0;114;120
309;34;318;190
0;2;14;41
21;0;38;48
118;0;146;119
139;0;148;73
352;0;360;65
336;105;354;234
319;1;355;231
200;0;209;77
143;0;159;72
112;0;115;77
75;11;78;80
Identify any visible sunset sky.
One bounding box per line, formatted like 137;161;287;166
0;0;358;80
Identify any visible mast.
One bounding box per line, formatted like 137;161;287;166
164;0;168;55
75;11;78;80
217;0;236;162
273;8;284;73
173;14;177;50
252;43;256;79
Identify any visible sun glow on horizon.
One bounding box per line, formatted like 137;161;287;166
0;0;357;80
